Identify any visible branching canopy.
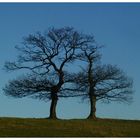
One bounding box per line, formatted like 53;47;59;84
4;27;95;100
72;64;133;103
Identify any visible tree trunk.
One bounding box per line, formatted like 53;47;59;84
88;96;97;119
49;94;58;119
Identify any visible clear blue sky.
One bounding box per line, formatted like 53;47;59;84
0;3;140;120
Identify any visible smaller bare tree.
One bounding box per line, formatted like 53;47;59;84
72;44;133;119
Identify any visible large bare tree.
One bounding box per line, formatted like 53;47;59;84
72;47;133;119
3;27;94;119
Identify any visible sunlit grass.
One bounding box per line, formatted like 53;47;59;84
0;117;140;137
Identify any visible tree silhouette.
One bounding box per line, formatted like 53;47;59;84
72;47;133;119
3;27;95;119
3;27;133;119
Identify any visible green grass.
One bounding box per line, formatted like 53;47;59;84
0;117;140;137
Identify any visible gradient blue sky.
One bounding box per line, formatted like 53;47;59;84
0;3;140;120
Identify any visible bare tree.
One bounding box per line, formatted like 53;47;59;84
3;27;94;119
72;48;133;119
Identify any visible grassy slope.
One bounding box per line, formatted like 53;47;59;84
0;117;140;137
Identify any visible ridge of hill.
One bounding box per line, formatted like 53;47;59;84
0;117;140;137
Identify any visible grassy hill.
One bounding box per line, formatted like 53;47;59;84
0;117;140;137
